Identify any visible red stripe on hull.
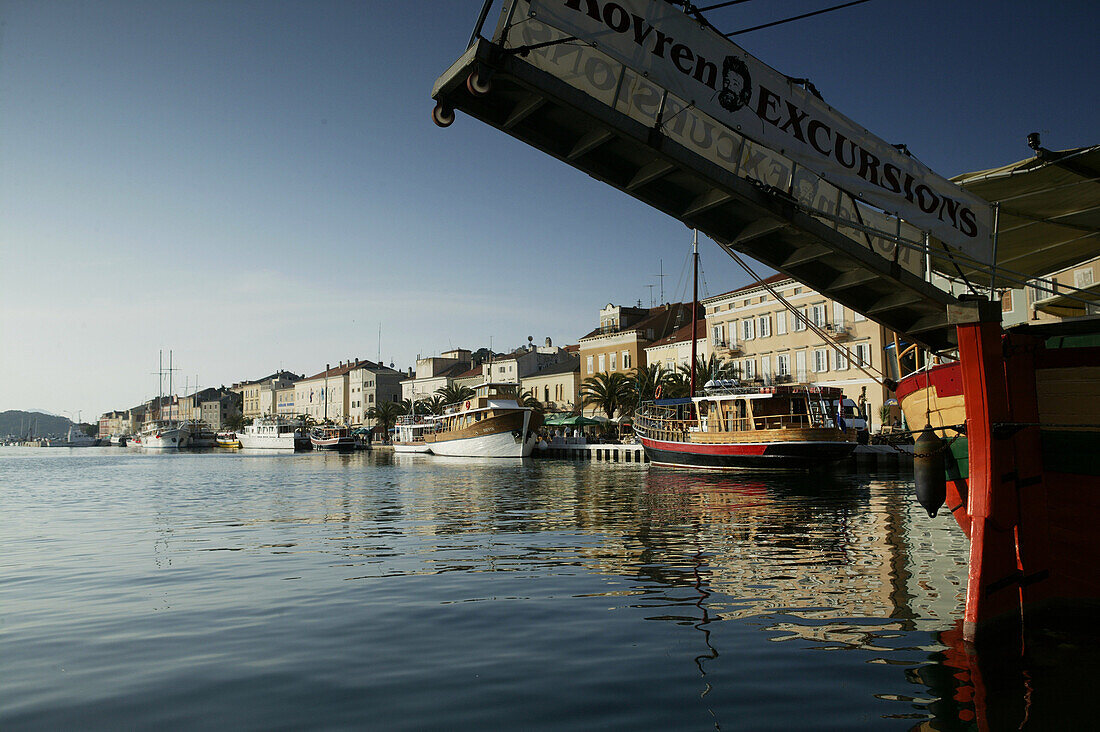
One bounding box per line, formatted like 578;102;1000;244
640;437;767;456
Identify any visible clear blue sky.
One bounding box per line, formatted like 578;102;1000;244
1;0;1096;420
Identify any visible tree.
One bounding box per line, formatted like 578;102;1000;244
676;354;739;393
631;363;674;403
366;401;404;436
227;413;249;431
519;389;545;414
580;371;636;420
436;383;475;406
421;395;446;415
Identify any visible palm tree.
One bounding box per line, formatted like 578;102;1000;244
676;354;739;394
436;383;475;406
366;401;404;436
631;363;674;403
519;389;545;414
420;395;446;415
580;371;636;420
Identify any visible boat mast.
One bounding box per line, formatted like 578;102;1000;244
689;229;699;400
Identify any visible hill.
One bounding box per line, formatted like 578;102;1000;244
1;410;74;439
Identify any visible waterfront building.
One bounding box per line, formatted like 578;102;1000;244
400;349;473;403
703;275;897;429
520;355;581;413
98;410;128;437
200;393;241;430
577;302;701;416
642;319;707;373
232;371;300;419
275;385;296;418
452;364;486;391
295;361;358;424
347;360;404;426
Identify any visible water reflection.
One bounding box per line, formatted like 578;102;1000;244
1;448;1094;729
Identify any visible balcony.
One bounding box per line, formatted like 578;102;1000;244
714;341;743;355
824;324;852;340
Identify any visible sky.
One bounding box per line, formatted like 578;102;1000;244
1;0;1096;420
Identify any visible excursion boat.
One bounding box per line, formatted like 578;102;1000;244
240;417;310;450
393;416;433;453
635;381;858;470
214;431;240;448
897;315;1100;642
310;425;356;451
139;421;189;449
423;382;542;458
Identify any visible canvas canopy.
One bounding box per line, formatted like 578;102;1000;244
936;145;1100;287
543;414;603;426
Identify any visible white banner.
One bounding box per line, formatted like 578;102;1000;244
525;0;992;263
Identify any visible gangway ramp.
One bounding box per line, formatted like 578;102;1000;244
432;6;967;353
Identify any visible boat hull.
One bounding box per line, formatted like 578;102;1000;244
424;410;538;458
896;321;1100;642
239;434;306;450
310;436;355;451
393;442;432;454
140;428;188;449
641;436;856;470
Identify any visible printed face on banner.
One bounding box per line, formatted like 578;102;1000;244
517;0;992;264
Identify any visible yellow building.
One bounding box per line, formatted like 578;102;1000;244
703;275;897;429
520;355;581;413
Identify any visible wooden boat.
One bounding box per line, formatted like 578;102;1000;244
393;416;433;453
423;383;542;457
897;313;1100;641
310;425;355;451
214;431;241;448
635;381;858;470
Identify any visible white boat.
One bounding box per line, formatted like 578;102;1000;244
61;425;97;447
109;434;128;446
423;383;542;458
310;425;356;451
393;416;433;453
238;417;310;450
139;421;189;449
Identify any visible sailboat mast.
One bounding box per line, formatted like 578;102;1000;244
689;230;699;399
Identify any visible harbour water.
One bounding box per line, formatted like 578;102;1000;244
1;447;1095;730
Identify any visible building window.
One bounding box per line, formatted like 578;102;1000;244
609;352;617;371
598;353;606;372
794;307;808;332
811;304;827;327
813;349;829;373
833;302;845;327
712;324;725;346
1075;267;1095;290
777;353;791;377
742;359;756;379
834;348;849;371
741;318;755;340
853;343;872;368
587;355;593;373
757;314;771;338
622;351;631;369
776;311;787;335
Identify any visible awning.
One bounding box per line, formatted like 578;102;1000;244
543;414;604;426
938;144;1100;286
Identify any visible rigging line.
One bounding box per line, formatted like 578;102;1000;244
725;0;873;37
721;245;895;386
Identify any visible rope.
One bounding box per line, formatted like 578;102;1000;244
720;245;895;387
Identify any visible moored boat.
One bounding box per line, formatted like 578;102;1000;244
214;431;241;448
635;381;858;470
240;417;310;450
310;425;355;451
139;420;189;449
897;312;1100;641
423;383;541;457
393;416;433;453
